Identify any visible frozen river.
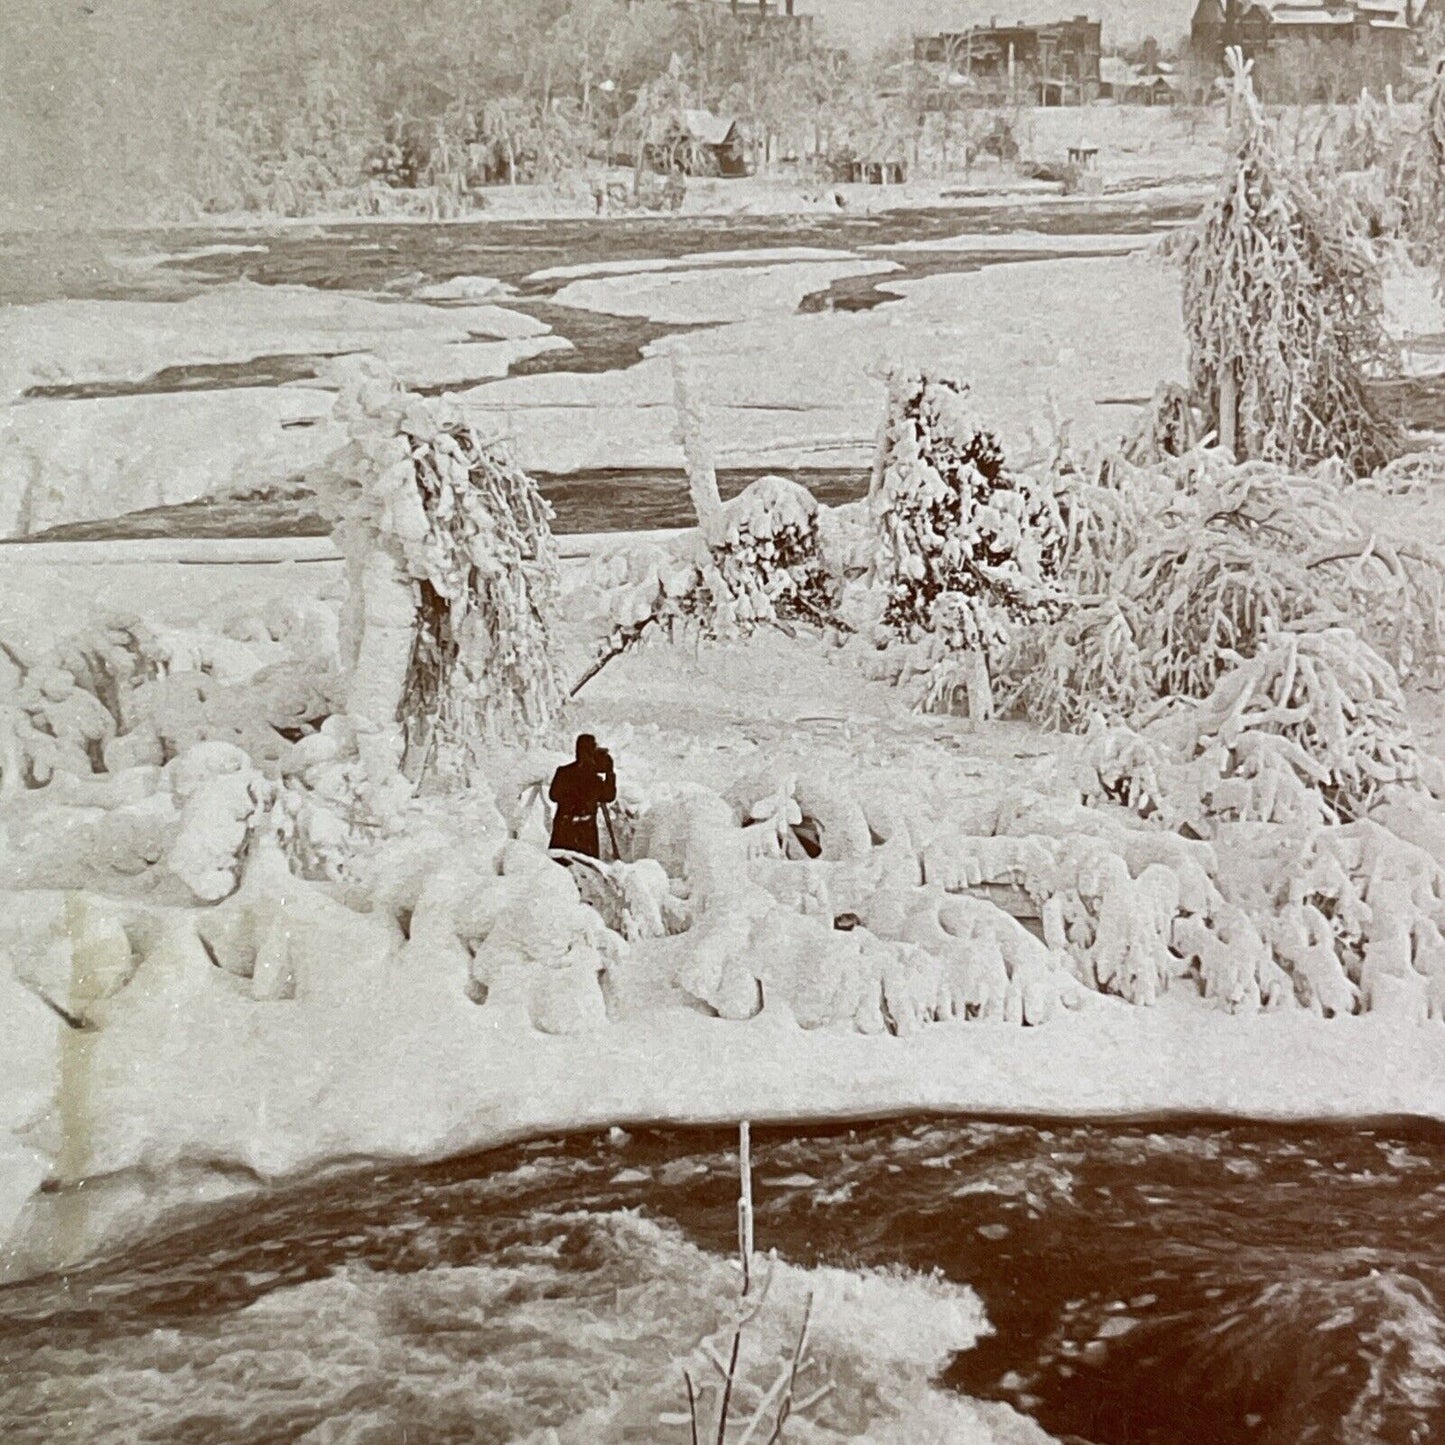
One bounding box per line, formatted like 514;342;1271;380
6;197;1441;540
1;1115;1442;1444
3;198;1201;539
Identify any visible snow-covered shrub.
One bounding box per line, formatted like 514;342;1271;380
1123;381;1201;465
128;661;339;777
163;742;274;902
1181;55;1400;474
870;370;1066;719
572;479;840;696
0;619;164;791
316;365;562;777
1004;448;1445;729
0;604;346;800
918;820;1209;1008
1087;623;1423;831
1210;819;1445;1021
699;476;837;633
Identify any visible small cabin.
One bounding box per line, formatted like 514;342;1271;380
847;157;909;185
646;109;748;177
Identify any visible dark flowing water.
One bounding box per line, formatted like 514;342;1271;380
5;198;1202;388
8;465;868;541
135;200;1204;298
2;1116;1442;1444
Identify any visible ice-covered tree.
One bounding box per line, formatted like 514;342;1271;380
1005;445;1445;732
1087;622;1423;831
670;349;723;523
1418;47;1445;294
870;369;1066;720
1181;51;1400;475
316;365;562;784
572;475;839;695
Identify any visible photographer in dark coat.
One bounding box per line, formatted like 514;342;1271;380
549;734;616;857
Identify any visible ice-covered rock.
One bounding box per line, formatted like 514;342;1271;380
164;743;270;902
468;859;623;1035
191;835;393;1004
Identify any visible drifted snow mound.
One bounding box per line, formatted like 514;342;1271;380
633;774;1083;1031
0;604;359;898
630;784;746;912
1;889;140;1024
858;885;1085;1027
0;606;340;798
725;769;873;862
164;742;271;903
402;839;627;1034
571;856;684;942
921;823;1212;1009
195;835;395;1005
676;879;1082;1032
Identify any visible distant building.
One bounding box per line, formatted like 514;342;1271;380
1187;0;1428;95
914;16;1104;106
646;109;749;176
671;0;816;33
1099;54;1181;101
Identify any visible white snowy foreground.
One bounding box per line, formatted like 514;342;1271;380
3;535;1445;1290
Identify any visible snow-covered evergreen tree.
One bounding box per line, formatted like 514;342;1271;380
870;369;1066;719
1182;52;1400;475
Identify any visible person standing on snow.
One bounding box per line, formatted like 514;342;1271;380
548;734;616;858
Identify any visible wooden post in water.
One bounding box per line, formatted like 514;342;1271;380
738;1120;754;1296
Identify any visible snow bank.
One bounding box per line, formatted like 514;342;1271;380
0;388;340;537
550;259;902;324
7;943;1445;1286
0;281;550;397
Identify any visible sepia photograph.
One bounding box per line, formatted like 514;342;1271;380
2;0;1444;1440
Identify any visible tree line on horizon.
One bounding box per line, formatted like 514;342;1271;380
0;0;1201;226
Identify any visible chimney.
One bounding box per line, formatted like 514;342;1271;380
785;0;794;12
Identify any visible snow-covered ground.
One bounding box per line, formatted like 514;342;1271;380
1384;257;1445;378
3;519;1445;1285
3;129;1444;1303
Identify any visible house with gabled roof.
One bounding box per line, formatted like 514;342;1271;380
1188;0;1430;95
